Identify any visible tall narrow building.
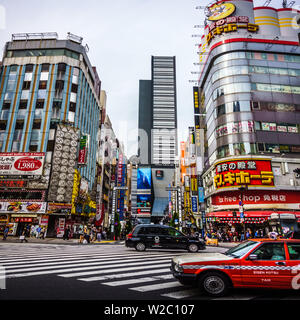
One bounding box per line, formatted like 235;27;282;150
138;56;178;223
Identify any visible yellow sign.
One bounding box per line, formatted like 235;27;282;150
208;2;236;21
206;23;259;45
206;238;219;246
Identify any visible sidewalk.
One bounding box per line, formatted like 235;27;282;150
0;236;124;245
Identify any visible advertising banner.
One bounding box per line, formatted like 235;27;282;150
214;158;274;190
0;201;46;214
0;153;45;176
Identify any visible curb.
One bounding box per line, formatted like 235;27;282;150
0;238;125;246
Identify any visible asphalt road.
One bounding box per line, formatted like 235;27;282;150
0;242;299;303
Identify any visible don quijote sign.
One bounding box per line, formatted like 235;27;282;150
0;153;45;176
214;158;274;190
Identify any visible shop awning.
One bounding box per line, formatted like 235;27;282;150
206;211;300;218
151;197;169;217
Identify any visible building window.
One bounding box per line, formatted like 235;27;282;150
39;81;47;89
41;64;50;72
36;99;44;109
25;64;34;73
19;100;28;109
0;121;7;130
29;145;38;152
22;81;31;90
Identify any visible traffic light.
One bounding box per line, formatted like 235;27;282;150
232;211;237;218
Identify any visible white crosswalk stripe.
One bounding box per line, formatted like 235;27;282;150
130;281;183;292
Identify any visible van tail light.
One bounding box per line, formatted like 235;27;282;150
127;233;133;240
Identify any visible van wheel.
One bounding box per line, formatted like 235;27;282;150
198;272;230;297
188;243;199;253
135;242;146;252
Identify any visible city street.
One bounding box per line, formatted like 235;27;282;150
0;242;299;301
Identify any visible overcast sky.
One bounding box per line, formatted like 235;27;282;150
0;0;293;157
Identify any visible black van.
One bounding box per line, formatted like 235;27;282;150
125;224;206;252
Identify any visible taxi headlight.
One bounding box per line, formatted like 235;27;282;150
174;263;183;273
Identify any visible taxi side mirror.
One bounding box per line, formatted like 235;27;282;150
249;254;258;260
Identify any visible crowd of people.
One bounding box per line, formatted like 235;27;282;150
205;228;266;242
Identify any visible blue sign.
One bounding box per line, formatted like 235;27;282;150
240;212;244;219
191;196;198;213
198;187;204;203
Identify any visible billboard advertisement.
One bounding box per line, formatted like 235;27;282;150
137;167;151;190
0;153;45;176
214;158;274;190
0;201;47;214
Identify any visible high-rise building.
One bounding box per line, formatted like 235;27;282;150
195;1;300;234
0;32;101;237
138;56;178;223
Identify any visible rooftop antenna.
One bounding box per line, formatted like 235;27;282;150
263;0;272;6
287;1;295;7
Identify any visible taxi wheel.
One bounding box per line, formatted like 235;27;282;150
135;242;146;252
198;272;230;297
188;243;199;253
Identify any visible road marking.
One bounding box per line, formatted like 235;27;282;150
161;289;200;299
3;258;171;277
2;253;175;269
58;263;171;278
212;294;255;300
130;281;183;292
78;268;171;282
102;274;174;286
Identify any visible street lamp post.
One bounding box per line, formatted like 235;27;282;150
110;186;128;240
238;185;248;240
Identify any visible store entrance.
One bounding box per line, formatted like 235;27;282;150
16;222;29;237
47;215;57;237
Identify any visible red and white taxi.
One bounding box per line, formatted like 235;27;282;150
171;239;300;297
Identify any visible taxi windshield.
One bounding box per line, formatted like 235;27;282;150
225;241;259;258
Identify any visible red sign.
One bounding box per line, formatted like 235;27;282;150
15;218;33;222
14;157;42;172
212;190;300;206
0;180;26;188
214;158;274;190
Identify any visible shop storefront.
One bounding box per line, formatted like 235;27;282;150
0;201;47;237
206;210;300;239
0;214;8;235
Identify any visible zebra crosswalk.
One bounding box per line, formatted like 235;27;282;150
0;243;299;300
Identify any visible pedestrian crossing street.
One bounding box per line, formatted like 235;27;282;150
0;243;299;300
